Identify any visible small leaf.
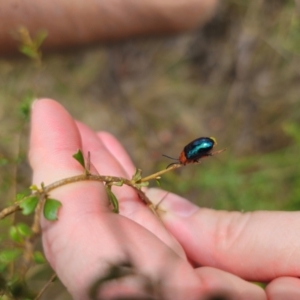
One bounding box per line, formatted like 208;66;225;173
16;223;32;237
33;251;46;264
0;249;22;265
34;30;48;48
19;45;38;59
134;181;149;189
20;196;39;215
16;193;26;201
19;94;34;121
72;150;85;168
19;101;31;120
113;180;124;187
105;186;119;214
9;226;23;243
29;185;38;191
43;198;62;221
156;178;161;186
9;223;32;243
131;168;142;182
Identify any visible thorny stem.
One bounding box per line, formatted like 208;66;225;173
0;173;153;220
138;164;182;183
137;149;226;183
0;148;226;220
34;273;57;300
0;203;21;219
44;174;152;205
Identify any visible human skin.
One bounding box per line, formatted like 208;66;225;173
0;0;218;55
29;99;300;299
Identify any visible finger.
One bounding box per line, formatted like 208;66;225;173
29;99;109;214
75;121;142;207
97;264;266;300
146;188;300;281
266;277;300;300
29;99;117;291
195;267;266;300
76;122;133;179
75;121;186;258
96;131;136;177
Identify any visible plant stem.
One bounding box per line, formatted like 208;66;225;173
138;164;182;182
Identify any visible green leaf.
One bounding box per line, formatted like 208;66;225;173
16;223;32;237
33;251;46;264
20;196;39;215
134;181;149;189
19;45;38;59
19;94;34;121
9;223;32;243
156;178;161;186
113;180;124;187
43;198;62;221
0;249;22;265
9;226;23;243
16;193;26;201
29;184;38;191
20;102;31;120
72;149;85;168
131;168;142;182
105;186;119;214
34;30;48;48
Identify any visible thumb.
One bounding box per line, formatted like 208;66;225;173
146;188;300;281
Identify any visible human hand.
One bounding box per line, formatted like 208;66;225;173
1;0;218;55
29;99;300;299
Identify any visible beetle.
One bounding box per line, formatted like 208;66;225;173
163;137;222;168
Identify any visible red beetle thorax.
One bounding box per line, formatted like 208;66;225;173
179;151;188;165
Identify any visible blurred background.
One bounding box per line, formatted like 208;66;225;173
0;0;300;298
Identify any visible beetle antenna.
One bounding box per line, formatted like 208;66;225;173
162;154;180;169
162;154;178;161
